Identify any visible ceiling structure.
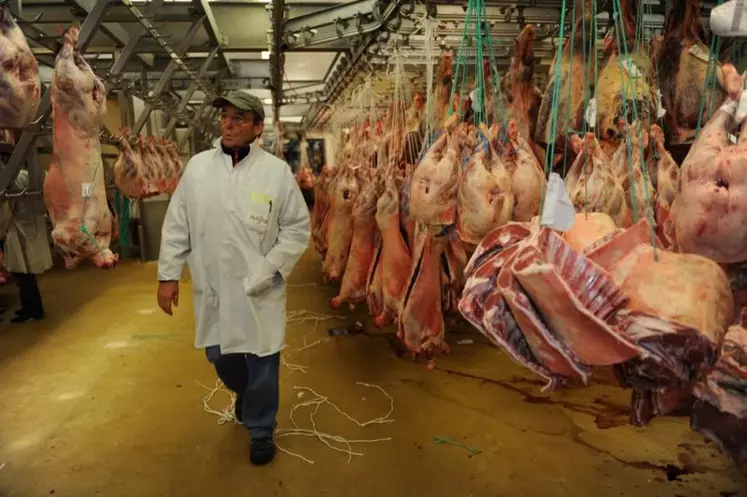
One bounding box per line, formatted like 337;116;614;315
12;0;725;138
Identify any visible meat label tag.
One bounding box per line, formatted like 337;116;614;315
621;57;642;79
81;182;93;199
655;90;666;118
689;44;711;63
729;133;738;144
540;173;576;232
584;97;598;127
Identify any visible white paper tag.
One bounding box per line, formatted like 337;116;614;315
689;44;711;63
655;89;666;118
584;97;598;128
469;87;481;112
541;173;576;232
729;133;738;144
82;182;93;198
621;57;642;79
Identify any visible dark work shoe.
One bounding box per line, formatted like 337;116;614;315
250;437;276;465
234;396;244;424
14;308;27;316
10;312;44;323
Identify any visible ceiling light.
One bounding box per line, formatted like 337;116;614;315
261;50;271;60
263;98;273;104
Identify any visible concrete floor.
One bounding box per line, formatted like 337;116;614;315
0;247;745;497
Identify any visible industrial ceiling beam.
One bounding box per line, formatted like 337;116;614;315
191;0;232;76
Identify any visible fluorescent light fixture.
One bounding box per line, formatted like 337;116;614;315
263;98;273;104
261;50;271;60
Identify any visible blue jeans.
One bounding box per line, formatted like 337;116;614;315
205;345;280;439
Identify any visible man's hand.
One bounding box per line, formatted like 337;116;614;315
157;280;179;316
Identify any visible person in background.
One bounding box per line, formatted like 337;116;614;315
3;169;53;323
157;91;310;466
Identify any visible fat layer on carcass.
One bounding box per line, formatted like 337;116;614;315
0;4;41;128
44;26;117;269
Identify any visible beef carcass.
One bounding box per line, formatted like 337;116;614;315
564;133;628;225
373;175;412;327
331;174;380;309
535;0;594;156
504;120;545;221
586;219;734;425
456;127;514;245
43;26;117;269
666;96;747;263
692;308;747;468
0;4;41;129
499;24;544;164
113;128;148;199
657;0;742;147
295;140;316;190
321;166;359;284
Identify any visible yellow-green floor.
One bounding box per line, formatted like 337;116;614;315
0;248;745;497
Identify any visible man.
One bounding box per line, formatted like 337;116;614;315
157;91;311;465
3;169;52;323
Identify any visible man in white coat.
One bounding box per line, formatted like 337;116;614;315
157;91;310;465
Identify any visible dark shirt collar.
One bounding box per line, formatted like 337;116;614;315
220;139;252;166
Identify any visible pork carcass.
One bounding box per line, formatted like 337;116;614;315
691;308;747;468
43;26;117;269
656;0;742;146
331;174;379;309
321;166;359;284
456;127;514;245
535;0;594;157
499;24;544;164
0;4;41;129
373;176;412;327
113;128;148;199
666;97;747;263
504;120;545;221
586;219;734;425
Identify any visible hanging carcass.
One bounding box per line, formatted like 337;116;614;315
0;3;41;129
43;25;117;269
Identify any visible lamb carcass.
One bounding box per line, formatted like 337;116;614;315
499;24;544;164
563;212;619;253
311;164;336;256
586;219;734;425
647;124;679;243
504;120;545;221
155;137;177;194
456;126;514;245
43;26;117;269
564;133;628;225
165;139;184;183
295;139;317;190
666;97;747;263
321;166;359;284
113;128;148;199
656;0;742;146
408;115;466;227
331;174;380;309
535;0;594;158
607;121;655;228
0;4;41;128
691;308;747;468
373;175;412;327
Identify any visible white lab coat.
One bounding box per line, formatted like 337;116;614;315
157;141;311;356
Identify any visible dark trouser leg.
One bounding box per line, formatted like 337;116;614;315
243;352;280;440
205;345;249;396
205;347;280;439
13;273;43;317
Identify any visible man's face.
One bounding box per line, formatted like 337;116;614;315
219;105;264;148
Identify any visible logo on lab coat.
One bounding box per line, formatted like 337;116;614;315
248;191;272;228
248;213;269;226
